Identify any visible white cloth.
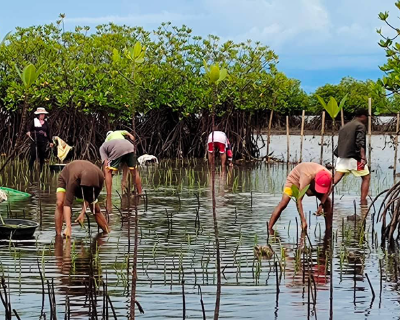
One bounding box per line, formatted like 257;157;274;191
335;157;357;171
138;154;158;165
34;118;43;128
207;131;227;145
0;190;7;203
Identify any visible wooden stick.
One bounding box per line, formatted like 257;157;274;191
394;112;400;176
299;110;305;163
320;111;325;165
286;115;290;164
266;110;274;159
340;108;344;127
368;98;372;165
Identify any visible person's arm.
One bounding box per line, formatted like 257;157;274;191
296;198;307;230
226;140;233;166
121;130;135;141
356;125;367;164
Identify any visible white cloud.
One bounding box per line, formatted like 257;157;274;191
65;11;203;25
64;0;396;70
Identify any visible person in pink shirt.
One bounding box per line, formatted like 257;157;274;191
268;162;332;233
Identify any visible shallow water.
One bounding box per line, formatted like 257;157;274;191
0;154;399;319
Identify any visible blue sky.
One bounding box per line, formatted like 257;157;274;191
0;0;396;92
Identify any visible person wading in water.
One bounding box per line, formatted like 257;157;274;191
27;107;53;171
268;162;332;233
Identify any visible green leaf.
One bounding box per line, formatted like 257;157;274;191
36;65;45;77
218;68;227;83
316;95;327;110
203;59;209;74
338;94;348;112
209;64;220;84
326;97;339;119
133;41;142;58
123;47;132;60
290;185;299;200
298;184;310;199
0;31;10;47
14;64;23;83
112;48;120;63
134;57;144;64
22;64;36;88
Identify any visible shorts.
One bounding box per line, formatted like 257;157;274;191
208;142;226;154
283;187;293;197
336;157;370;177
108;153;137;171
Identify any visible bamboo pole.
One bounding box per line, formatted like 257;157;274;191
299;110;305;163
340;108;345;127
286;115;290;164
266;110;274;160
320;111;325;165
368;98;372;165
394;112;400;176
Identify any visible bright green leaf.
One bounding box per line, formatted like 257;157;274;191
209;65;220;84
133;41;142;58
298;184;310;199
218;68;227;83
22;64;36;88
290;185;299;200
112;48;120;63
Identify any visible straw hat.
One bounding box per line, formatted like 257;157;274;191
34;107;49;115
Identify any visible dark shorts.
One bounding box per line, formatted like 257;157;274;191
108;153;137;171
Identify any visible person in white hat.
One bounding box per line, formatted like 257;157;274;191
27;107;53;170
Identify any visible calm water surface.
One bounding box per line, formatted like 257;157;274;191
0;138;399;319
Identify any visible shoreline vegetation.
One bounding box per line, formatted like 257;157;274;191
0;18;398;161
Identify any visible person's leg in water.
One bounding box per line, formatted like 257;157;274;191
208;142;215;165
29;142;36;170
90;202;109;233
103;162;115;213
360;173;371;205
220;152;227;167
122;153;142;195
55;191;66;236
268;193;291;233
38;142;46;171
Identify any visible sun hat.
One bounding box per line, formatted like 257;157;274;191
34;107;49;115
315;170;332;194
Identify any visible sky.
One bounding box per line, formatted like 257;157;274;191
0;0;397;92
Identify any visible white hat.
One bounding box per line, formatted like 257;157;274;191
34;107;49;115
106;131;113;137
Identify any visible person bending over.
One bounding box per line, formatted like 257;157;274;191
208;131;233;167
55;160;109;237
268;162;332;233
100;138;142;213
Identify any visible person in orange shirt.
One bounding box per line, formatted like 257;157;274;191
268;162;332;233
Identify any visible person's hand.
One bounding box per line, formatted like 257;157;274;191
316;203;324;216
26;132;31;137
228;162;233;167
361;158;367;165
50;143;54;148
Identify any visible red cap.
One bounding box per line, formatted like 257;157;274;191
315;170;331;194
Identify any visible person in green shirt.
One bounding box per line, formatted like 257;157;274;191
105;130;134;142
